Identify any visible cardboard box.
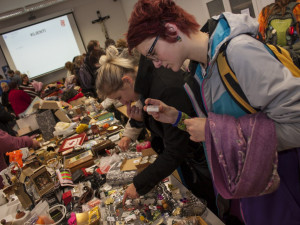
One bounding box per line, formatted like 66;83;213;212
136;148;157;173
17;126;32;136
141;148;157;156
120;148;158;172
120;157;142;171
69;96;87;107
55;109;72;123
40;100;61;110
16;114;39;131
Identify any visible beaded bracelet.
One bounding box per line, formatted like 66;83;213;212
177;112;191;131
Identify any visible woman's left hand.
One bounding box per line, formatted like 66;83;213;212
123;183;139;205
126;103;143;121
184;117;207;142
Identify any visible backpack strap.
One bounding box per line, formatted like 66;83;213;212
216;37;300;115
266;43;300;75
286;2;300;28
216;41;259;114
286;1;300;13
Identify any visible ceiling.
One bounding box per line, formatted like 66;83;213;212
0;0;68;20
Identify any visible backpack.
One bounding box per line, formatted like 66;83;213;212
265;2;299;47
264;2;300;67
217;41;300;113
200;18;300;114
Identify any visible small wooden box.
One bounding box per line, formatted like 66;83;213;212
91;140;115;155
30;165;54;197
64;150;95;173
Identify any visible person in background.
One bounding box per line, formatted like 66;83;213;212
19;74;39;99
116;38;128;50
0;75;10;96
78;40;102;98
8;82;32;117
87;40;101;52
65;61;76;77
7;70;21;85
14;70;21;77
116;38;129;54
1;82;13;113
104;38;116;49
258;0;300;41
88;48;106;76
96;46;217;214
0;103;16;136
73;55;85;86
86;40;101;69
64;75;77;90
0;129;40;188
126;0;300;224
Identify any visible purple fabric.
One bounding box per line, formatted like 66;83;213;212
205;112;279;199
241;148;300;225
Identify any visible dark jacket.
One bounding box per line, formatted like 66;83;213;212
1;91;12;112
0;104;16;136
132;57;216;212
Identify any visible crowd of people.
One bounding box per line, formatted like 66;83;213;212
0;0;299;224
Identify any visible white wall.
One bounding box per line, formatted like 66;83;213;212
120;0;210;27
0;0;272;84
0;0;129;84
120;0;274;24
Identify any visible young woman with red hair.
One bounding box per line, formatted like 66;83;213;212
126;0;300;224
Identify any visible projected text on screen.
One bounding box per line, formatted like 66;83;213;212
2;15;81;79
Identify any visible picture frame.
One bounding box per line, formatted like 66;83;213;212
58;133;86;153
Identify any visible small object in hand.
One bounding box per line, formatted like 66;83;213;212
146;105;159;112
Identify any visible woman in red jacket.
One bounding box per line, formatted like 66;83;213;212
8;82;32;117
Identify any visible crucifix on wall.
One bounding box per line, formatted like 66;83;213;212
92;10;110;40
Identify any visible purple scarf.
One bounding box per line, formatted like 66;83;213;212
205;112;279;199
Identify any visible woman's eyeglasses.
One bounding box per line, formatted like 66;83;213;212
146;35;159;62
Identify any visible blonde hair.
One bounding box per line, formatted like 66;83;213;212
116;38;128;49
96;46;137;99
119;48;141;67
1;82;8;89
